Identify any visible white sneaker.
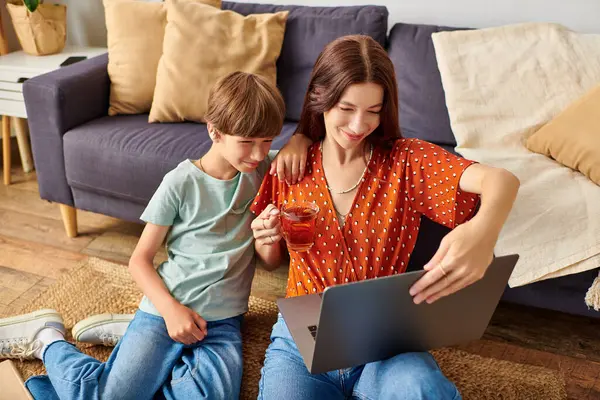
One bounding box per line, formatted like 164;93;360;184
72;313;134;346
0;309;65;360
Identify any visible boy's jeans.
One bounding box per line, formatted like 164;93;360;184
258;315;461;400
25;310;243;400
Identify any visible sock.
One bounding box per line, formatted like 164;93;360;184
33;328;65;360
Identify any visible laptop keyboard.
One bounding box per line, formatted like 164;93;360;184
308;325;318;340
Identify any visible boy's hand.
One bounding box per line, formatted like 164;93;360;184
163;302;208;345
271;134;312;185
251;204;282;247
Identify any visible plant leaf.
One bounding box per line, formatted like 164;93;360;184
23;0;39;12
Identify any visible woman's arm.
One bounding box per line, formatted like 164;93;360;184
458;164;520;236
256;241;285;272
252;204;285;271
270;134;313;185
251;135;313;266
410;164;520;304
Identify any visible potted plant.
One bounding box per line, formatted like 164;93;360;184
6;0;67;56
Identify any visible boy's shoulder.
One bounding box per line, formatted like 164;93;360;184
158;160;200;193
164;159;197;181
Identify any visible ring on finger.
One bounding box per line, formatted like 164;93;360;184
439;261;448;277
269;235;276;245
262;219;267;230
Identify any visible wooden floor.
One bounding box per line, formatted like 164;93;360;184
1;166;600;399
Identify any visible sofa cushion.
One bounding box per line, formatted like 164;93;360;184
388;23;466;146
526;83;600;185
63;115;296;204
149;1;288;123
104;0;221;116
222;2;388;122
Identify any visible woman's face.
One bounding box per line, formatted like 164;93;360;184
323;82;384;150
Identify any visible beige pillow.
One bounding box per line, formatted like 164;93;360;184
527;83;600;185
149;0;288;123
104;0;221;116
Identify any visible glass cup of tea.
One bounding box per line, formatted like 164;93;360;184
280;202;320;252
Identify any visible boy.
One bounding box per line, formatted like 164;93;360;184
0;71;310;400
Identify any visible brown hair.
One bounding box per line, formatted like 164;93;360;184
296;35;401;148
205;71;286;138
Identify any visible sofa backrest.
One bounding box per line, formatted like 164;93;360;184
387;23;468;147
222;2;388;122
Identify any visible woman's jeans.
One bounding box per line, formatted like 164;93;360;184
25;310;243;400
258;315;461;400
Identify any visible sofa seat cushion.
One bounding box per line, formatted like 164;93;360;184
63;114;296;205
223;2;388;122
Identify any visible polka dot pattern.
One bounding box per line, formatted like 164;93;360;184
251;138;480;298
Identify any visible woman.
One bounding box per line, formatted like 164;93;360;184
250;35;519;399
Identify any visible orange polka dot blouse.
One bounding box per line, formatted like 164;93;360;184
251;138;480;298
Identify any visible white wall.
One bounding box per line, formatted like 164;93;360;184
3;0;600;50
62;0;107;47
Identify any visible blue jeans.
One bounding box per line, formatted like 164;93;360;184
258;315;461;400
25;310;243;400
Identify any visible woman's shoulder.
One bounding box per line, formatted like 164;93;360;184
393;137;436;149
376;138;436;157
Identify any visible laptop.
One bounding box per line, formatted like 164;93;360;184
277;254;519;374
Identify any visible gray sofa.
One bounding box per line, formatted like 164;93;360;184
23;2;599;319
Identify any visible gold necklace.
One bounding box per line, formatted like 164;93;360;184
321;141;373;195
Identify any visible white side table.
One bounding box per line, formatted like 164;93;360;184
0;46;107;185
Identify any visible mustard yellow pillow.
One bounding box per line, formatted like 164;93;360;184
527;84;600;185
149;0;288;123
104;0;221;116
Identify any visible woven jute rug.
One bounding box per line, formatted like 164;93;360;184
4;257;566;400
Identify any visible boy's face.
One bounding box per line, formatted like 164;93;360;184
218;133;274;173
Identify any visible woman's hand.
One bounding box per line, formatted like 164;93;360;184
251;204;282;247
410;164;519;304
163;301;208;345
270;134;312;185
409;218;497;304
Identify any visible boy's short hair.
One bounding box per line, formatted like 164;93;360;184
205;71;286;138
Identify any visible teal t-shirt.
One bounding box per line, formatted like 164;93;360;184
138;152;276;321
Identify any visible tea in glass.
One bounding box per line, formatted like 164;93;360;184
281;202;320;252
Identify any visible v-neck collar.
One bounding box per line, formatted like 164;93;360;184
315;143;378;282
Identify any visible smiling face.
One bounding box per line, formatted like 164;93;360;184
214;132;274;173
322;82;384;150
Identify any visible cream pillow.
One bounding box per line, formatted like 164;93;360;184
149;0;288;123
527;83;600;185
104;0;221;116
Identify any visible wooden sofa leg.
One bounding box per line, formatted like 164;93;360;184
59;204;78;238
2;115;11;185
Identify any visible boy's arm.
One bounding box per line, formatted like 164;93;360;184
129;223;208;344
128;223;179;316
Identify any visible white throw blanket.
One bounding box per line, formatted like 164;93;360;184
432;23;600;288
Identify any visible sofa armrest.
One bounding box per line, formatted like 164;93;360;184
23;53;109;206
